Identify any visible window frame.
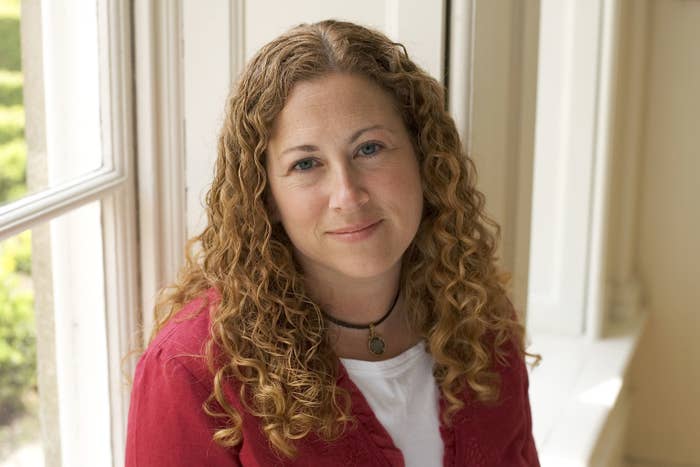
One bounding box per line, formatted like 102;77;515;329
0;1;139;466
132;0;188;344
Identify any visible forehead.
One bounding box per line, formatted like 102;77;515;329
269;73;404;142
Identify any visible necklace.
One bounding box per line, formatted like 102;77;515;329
321;288;401;356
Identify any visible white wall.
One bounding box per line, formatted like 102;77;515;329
623;1;700;465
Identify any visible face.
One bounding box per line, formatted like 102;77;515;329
265;73;424;282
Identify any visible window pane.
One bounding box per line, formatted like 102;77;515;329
0;199;110;466
0;0;103;208
0;227;39;464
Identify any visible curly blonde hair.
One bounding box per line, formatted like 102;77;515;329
151;19;535;459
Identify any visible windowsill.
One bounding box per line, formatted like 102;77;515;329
527;313;648;467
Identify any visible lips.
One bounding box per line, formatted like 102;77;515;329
328;220;381;234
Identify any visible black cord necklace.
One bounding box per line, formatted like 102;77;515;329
321;287;401;356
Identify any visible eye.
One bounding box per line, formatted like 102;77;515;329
357;142;382;157
292;158;317;171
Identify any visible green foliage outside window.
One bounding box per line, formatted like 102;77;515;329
0;0;26;206
0;137;26;202
0;231;35;425
0;0;36;430
0;269;35;425
0;231;30;275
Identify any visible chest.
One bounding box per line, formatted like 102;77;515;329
233;387;521;467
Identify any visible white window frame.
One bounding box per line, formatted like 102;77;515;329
0;1;138;466
448;0;539;315
133;0;188;341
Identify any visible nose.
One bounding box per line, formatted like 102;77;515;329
328;164;370;212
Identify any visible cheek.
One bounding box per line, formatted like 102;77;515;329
273;185;324;232
385;160;423;210
398;162;425;233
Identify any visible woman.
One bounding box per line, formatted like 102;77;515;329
126;19;540;466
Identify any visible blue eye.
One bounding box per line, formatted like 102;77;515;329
293;159;316;171
358;142;381;157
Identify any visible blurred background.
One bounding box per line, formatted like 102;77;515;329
0;1;697;466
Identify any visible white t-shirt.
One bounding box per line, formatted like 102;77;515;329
340;340;443;466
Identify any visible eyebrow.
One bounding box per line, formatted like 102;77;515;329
279;124;394;157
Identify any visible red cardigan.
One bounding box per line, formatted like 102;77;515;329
126;289;540;466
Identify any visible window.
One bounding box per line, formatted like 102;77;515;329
0;1;138;466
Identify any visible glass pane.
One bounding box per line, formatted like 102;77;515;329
0;0;103;208
0;199;109;466
0;228;39;464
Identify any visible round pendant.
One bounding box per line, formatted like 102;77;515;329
368;335;386;355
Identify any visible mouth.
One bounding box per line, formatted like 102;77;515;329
328;220;382;235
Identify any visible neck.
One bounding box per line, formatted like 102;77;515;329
299;259;422;361
302;260;402;325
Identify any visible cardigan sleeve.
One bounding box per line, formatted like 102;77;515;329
519;353;540;465
125;347;241;467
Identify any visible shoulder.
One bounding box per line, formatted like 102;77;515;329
147;287;220;359
446;334;537;465
488;294;529;398
449;323;530;422
137;287;222;389
126;288;244;465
